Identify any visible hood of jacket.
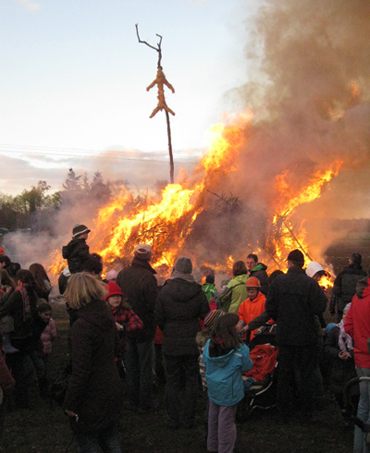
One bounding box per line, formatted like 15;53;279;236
249;291;266;304
251;263;268;272
161;278;203;302
75;299;114;332
203;341;240;368
356;277;370;299
130;257;157;274
228;274;249;287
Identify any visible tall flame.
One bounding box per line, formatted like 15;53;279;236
49;110;342;287
48;112;251;275
269;160;343;271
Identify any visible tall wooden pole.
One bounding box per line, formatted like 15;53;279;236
136;24;175;184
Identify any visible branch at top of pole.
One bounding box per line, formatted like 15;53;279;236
135;24;162;67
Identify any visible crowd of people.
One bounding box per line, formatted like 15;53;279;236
1;224;370;453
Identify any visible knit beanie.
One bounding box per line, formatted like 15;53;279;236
205;274;215;284
351;253;362;265
204;310;225;329
324;323;337;335
134;244;152;261
287;249;304;266
174;257;193;274
72;224;91;238
104;281;123;302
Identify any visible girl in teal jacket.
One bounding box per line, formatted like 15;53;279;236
203;313;253;453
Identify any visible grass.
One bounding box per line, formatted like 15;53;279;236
3;302;354;453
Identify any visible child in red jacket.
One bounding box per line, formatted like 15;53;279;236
104;282;143;377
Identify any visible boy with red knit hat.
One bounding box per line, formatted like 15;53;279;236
105;281;143;377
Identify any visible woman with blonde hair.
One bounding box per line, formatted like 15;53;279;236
63;272;123;453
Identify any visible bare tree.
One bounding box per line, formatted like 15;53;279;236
136;24;175;184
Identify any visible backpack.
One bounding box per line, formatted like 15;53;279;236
218;282;244;312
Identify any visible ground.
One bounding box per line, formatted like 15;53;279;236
3;302;354;453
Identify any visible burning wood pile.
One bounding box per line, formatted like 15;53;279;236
49;113;340;285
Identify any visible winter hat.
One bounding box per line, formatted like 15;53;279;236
174;257;193;274
0;256;11;267
106;269;118;281
0;247;4;255
287;249;304;266
72;224;91;238
104;281;123;302
134;244;152;261
305;261;325;279
205;274;215;284
324;323;337;335
204;310;225;329
351;253;362;265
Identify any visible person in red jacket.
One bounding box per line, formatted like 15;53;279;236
344;268;370;453
238;277;266;340
104;281;143;378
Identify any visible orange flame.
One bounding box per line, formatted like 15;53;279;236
270;160;343;273
48;113;251;276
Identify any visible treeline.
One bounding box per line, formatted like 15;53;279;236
0;169;126;233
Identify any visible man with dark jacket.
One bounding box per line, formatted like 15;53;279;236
155;257;210;429
330;253;367;322
116;244;158;413
265;249;327;423
62;224;91;274
246;253;269;295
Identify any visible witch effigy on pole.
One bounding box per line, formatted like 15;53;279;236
135;24;175;184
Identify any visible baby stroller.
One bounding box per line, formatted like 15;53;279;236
236;324;278;423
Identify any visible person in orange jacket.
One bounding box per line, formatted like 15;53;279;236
238;277;266;340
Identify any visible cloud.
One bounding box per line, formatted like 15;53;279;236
17;0;40;11
0;148;200;196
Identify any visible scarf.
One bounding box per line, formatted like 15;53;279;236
338;319;353;352
169;270;195;283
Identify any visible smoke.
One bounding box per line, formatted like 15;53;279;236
3;0;370;277
211;0;370;266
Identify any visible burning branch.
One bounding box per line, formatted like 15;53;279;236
282;220;314;262
135;23;175;184
207;190;240;211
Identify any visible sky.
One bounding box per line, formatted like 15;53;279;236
0;0;258;194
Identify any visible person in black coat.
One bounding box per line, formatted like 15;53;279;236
0;269;38;408
329;252;367;322
155;257;210;429
63;272;123;452
246;253;269;296
116;244;158;413
265;249;327;423
62;224;91;275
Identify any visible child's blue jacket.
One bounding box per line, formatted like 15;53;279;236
203;340;253;406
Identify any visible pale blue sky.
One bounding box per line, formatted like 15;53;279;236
0;0;257;166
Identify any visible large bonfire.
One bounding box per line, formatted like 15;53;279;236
49;0;370;282
49;111;340;283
